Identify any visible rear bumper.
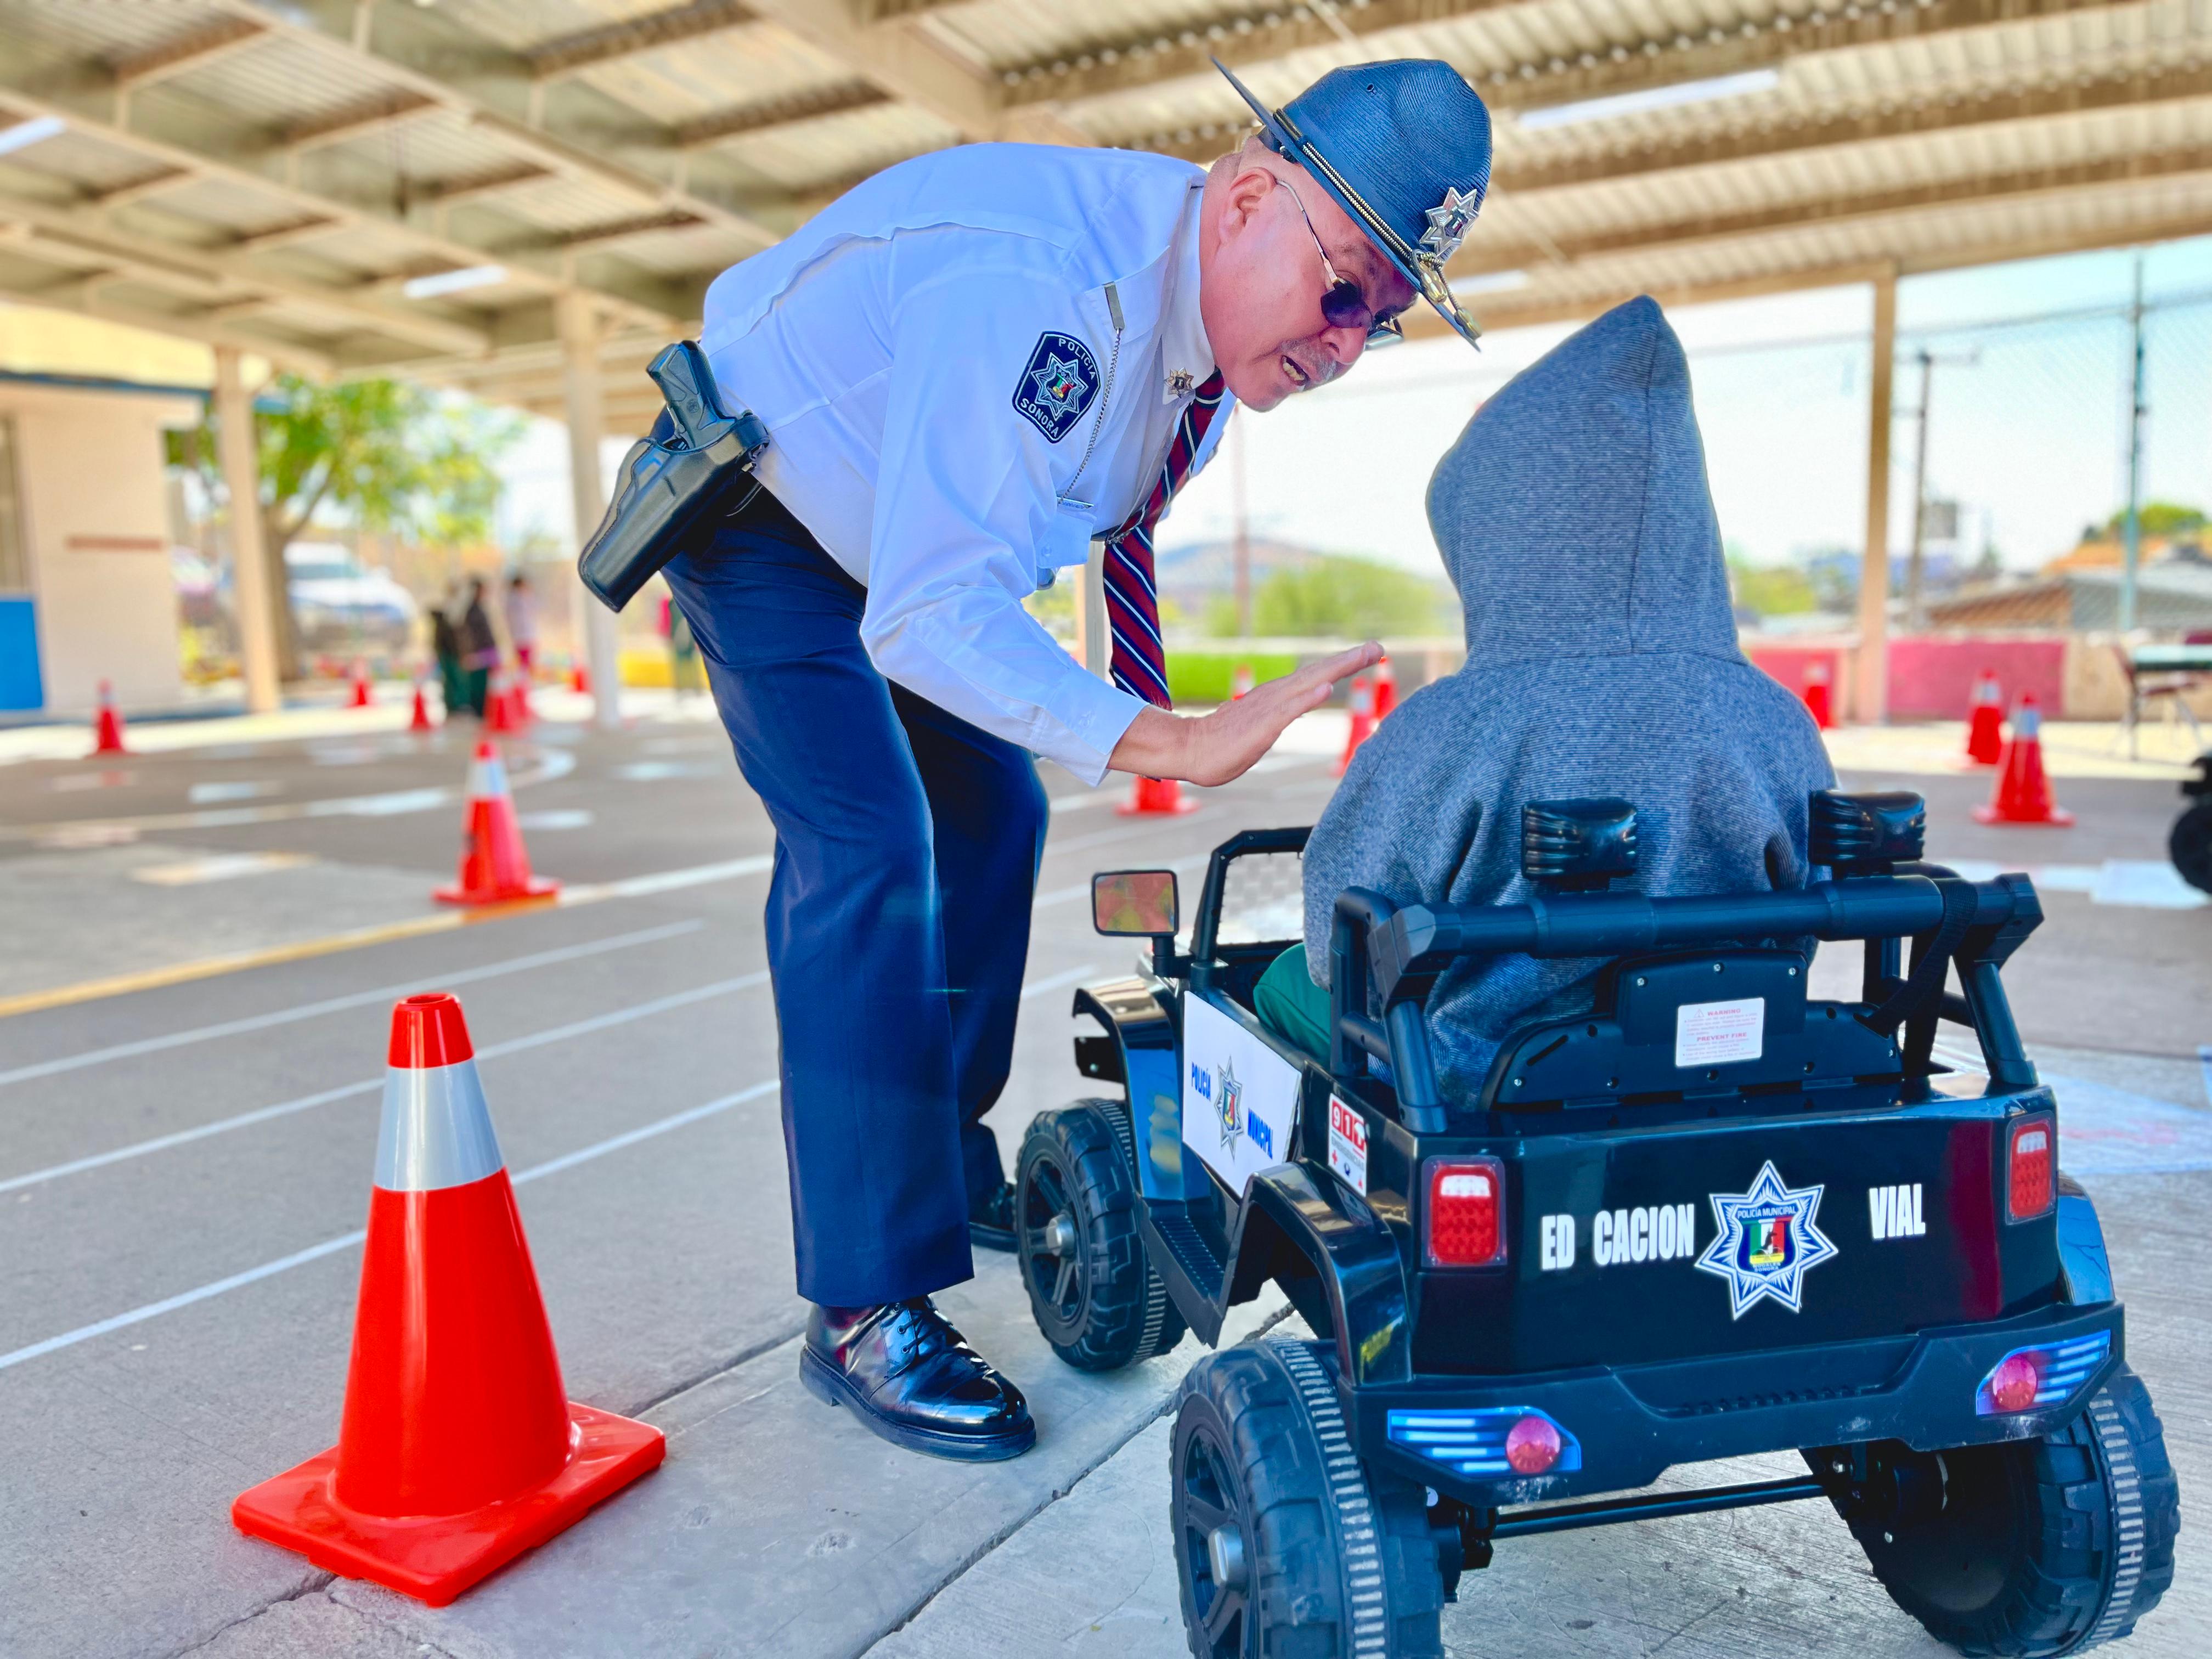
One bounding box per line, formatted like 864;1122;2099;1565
1355;1300;2123;1508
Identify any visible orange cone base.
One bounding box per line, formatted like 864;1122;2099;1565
233;1402;663;1607
1116;776;1199;816
433;874;560;907
1972;802;2075;827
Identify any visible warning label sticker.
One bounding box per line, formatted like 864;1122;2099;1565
1674;997;1766;1067
1327;1095;1368;1195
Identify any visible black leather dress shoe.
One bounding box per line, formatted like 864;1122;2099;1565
799;1299;1035;1462
968;1180;1019;1252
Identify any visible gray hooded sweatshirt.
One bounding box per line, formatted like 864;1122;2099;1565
1300;296;1835;1099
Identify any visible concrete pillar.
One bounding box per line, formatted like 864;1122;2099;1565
1075;540;1108;680
557;290;623;730
213;346;280;714
1854;267;1898;725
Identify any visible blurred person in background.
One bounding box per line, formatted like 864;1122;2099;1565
430;580;465;719
457;577;496;718
504;571;539;680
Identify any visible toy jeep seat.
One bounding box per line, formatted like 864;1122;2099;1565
1481;794;1899;1113
1330;788;2040;1132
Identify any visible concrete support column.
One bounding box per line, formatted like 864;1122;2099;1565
1075;540;1109;680
557;290;622;730
213;346;280;714
1854;267;1898;725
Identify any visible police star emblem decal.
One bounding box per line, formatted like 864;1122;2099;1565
1693;1160;1838;1318
1216;1059;1243;1149
1418;185;1480;265
1026;351;1090;417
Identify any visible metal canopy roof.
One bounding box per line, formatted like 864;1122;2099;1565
0;0;2202;431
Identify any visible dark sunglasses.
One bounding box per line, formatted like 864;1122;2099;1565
1279;176;1404;347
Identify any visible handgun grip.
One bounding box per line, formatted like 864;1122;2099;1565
647;340;736;449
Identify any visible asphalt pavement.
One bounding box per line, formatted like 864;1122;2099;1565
0;691;2205;1658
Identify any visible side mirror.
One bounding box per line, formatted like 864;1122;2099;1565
1093;869;1179;938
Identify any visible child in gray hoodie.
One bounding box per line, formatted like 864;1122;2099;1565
1257;296;1833;1099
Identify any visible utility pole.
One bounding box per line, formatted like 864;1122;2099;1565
2119;251;2147;633
1904;348;1934;634
1856;269;1897;724
1903;345;1977;633
1229;410;1252;636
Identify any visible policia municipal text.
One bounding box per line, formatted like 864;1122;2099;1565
583;58;1495;1462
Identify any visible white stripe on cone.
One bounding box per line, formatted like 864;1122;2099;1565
374;1058;505;1192
464;744;509;802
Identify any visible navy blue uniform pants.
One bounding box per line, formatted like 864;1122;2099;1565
663;489;1048;1307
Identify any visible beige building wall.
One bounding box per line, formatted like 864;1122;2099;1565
3;380;201;715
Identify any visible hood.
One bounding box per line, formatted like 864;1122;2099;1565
1425;296;1741;667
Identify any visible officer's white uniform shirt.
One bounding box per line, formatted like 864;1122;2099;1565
700;144;1229;785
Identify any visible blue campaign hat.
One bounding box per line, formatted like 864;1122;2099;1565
1215;57;1493;346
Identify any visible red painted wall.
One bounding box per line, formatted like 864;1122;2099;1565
1885;638;2066;719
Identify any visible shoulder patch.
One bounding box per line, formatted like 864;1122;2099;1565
1012;330;1100;443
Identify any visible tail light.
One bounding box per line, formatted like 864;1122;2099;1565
1504;1413;1563;1474
2007;1115;2055;1222
1387;1407;1582;1478
1425;1156;1506;1267
1976;1331;2110;1415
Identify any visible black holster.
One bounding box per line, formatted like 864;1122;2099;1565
577;341;769;612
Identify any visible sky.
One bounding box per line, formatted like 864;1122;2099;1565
495;233;2212;579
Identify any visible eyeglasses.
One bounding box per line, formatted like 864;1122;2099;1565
1277;174;1404;348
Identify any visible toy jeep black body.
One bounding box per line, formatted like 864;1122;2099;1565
1015;791;2179;1659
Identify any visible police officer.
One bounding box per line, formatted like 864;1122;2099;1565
656;58;1492;1462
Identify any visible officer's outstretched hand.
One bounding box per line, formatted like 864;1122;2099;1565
1108;642;1384;787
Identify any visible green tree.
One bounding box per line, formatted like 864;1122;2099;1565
1727;556;1819;619
2100;501;2207;539
1206;554;1451;639
174;375;521;679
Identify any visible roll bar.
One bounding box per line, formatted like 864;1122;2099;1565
1328;871;2044;1132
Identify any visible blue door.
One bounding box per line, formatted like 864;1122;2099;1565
0;596;42;710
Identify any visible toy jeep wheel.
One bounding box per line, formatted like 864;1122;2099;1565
1170;1339;1443;1658
1816;1363;2179;1657
1016;1101;1186;1371
2171;800;2212;894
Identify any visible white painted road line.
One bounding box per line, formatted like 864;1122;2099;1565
0;970;770;1194
0;920;708;1090
0;1080;782;1375
1018;965;1098;1000
0;960;1088;1373
1;748;578;841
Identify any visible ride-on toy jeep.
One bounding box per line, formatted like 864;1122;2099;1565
1016;791;2179;1658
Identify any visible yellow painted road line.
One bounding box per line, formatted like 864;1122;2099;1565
0;853;779;1022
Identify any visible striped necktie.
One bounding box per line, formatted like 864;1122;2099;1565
1101;371;1227;709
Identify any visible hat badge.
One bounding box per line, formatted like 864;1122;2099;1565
1418;185;1479;266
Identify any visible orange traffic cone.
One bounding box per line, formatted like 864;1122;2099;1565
1336;673;1377;775
1965;670;2004;765
505;671;532;728
1974;694;2074;827
483;665;517;735
1117;775;1199;816
348;661;373;709
408;673;436;733
1802;658;1833;730
1372;655;1397;723
435;742;559;905
232;992;663;1604
89;679;127;756
569;659;590;695
1229;662;1255;701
